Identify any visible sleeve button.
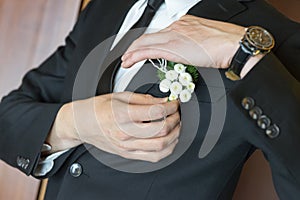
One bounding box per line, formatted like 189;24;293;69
257;115;271;130
265;124;280;139
16;156;23;167
241;97;255;110
249;106;263;120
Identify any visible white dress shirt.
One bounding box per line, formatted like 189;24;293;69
34;0;201;176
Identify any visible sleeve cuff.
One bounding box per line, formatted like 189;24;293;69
34;149;70;177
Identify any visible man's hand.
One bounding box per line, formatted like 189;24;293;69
121;15;247;69
47;92;181;163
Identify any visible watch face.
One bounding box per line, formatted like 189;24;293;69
245;26;275;51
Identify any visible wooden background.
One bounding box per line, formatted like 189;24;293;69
0;0;299;199
0;0;81;199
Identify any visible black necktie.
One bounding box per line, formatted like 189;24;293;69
97;0;164;95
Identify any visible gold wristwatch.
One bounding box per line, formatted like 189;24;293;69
225;26;275;81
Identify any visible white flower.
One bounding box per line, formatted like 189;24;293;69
148;59;197;103
168;93;178;101
187;82;195;93
159;79;172;93
165;70;178;81
174;63;186;74
170;82;183;95
179;72;193;86
179;89;192;103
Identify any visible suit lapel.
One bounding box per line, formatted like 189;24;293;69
188;0;248;21
62;0;137;101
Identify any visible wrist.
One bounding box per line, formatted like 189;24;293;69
226;26;274;81
46;102;81;153
240;53;265;79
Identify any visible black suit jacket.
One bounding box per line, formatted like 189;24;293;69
1;0;300;199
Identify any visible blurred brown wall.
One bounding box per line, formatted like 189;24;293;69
268;0;300;22
0;0;81;199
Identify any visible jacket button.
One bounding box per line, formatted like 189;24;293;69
16;156;30;169
265;124;280;139
23;159;30;170
249;106;263;120
257;115;271;130
17;156;23;167
69;163;83;178
241;97;255;110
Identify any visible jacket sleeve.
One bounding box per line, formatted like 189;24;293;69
0;1;94;176
229;27;300;198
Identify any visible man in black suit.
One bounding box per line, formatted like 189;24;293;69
0;0;300;199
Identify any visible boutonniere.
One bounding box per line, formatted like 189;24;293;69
148;59;199;103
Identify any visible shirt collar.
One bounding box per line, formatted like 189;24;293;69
164;0;201;18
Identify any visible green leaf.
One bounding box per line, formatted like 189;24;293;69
167;61;175;70
186;65;199;82
157;70;165;80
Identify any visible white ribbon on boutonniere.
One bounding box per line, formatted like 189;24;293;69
148;59;199;103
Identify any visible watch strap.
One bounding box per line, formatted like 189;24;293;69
225;46;252;81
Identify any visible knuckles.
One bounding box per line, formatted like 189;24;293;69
154;139;169;152
115;138;178;163
158;126;169;137
114;131;131;141
148;155;162;163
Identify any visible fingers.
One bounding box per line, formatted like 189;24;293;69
106;110;181;162
121;22;200;68
124;139;178;163
85;92;182;163
127;100;179;122
121;31;180;68
121;45;186;68
155;111;181;137
118;135;180;163
107;92;180;139
121;110;180;138
115;124;181;152
107;101;181;163
114;92;167;104
112;92;179;123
